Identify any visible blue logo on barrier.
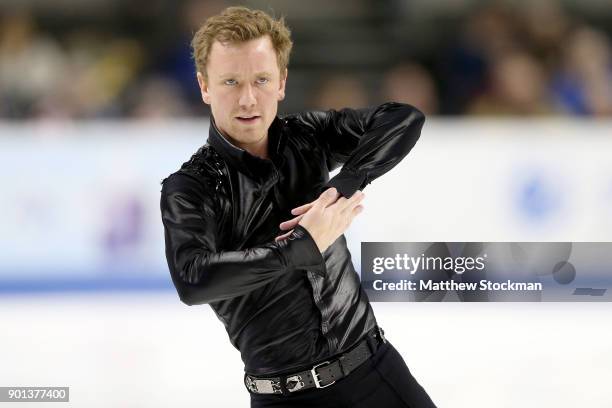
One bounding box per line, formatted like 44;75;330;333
517;174;561;221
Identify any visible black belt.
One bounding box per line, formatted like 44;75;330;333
244;326;386;395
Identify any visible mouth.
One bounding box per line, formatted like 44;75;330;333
236;115;261;124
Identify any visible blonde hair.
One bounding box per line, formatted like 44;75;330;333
191;6;293;80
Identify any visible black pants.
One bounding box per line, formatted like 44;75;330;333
249;340;437;408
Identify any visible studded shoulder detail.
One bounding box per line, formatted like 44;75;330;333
177;145;228;194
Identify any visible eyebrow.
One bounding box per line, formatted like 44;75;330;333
218;71;274;79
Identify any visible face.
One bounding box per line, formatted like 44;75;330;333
197;35;287;153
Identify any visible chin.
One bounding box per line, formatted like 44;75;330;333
233;130;263;144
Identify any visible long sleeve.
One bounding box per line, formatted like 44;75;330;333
297;102;425;198
160;172;324;306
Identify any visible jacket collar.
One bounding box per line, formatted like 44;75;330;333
207;115;286;182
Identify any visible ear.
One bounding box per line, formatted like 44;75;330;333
196;71;211;105
278;68;288;101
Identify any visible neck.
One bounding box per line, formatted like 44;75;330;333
237;136;269;160
222;133;268;160
212;119;270;160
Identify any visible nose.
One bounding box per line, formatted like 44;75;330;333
238;83;257;108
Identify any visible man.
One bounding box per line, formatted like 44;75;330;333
160;6;436;408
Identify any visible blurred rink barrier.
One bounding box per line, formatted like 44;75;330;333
1;118;612;407
1;118;612;292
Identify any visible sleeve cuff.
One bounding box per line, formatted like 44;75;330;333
277;225;326;276
325;168;368;198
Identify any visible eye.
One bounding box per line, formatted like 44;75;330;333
224;79;237;85
256;77;269;84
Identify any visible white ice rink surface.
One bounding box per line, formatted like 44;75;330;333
1;293;611;408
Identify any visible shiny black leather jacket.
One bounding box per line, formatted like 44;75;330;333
160;102;425;376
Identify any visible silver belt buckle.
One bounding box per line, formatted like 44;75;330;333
245;376;281;394
311;361;335;388
286;375;305;392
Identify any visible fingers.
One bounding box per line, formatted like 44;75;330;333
293;188;340;215
342;204;364;228
291;202;313;216
315;187;340;208
351;204;364;216
279;214;303;230
274;229;294;242
337;190;365;212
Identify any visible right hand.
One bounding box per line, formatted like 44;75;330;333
298;187;365;253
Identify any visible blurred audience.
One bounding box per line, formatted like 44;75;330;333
127;76;193;119
1;1;611;119
310;75;369;111
551;26;612;116
0;12;65;118
468;51;554;116
380;62;438;116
